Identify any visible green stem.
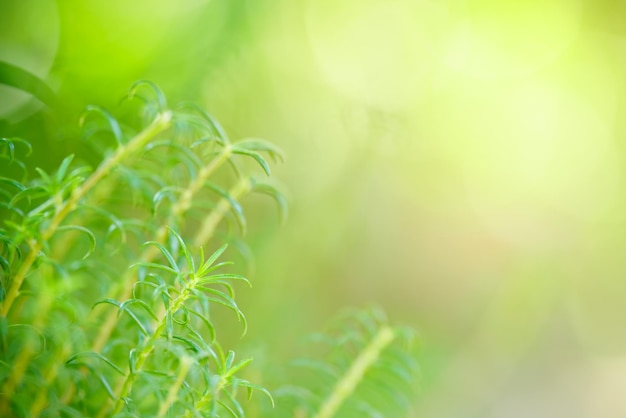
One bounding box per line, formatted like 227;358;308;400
183;375;226;418
0;343;36;415
172;145;232;218
0;111;172;317
313;326;395;418
0;271;55;415
89;145;232;353
103;274;199;417
29;340;72;416
193;177;252;247
156;356;192;418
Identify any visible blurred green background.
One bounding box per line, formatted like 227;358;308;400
3;0;626;416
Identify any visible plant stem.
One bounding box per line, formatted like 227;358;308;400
1;244;38;317
172;145;232;218
0;343;36;415
103;272;200;417
313;326;395;418
183;374;226;418
193;177;252;247
92;154;242;350
156;356;192;418
95;173;247;354
29;340;72;416
89;145;232;353
49;176;117;261
0;274;54;415
0;111;172;317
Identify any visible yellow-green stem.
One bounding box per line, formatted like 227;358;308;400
94;168;249;355
0;343;35;415
193;177;252;247
313;326;395;418
89;145;232;353
156;356;192;418
172;145;232;218
0;111;172;317
29;341;72;416
0;276;54;415
49;177;116;261
93;149;244;415
103;275;198;417
183;375;226;418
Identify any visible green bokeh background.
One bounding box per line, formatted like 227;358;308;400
3;0;626;416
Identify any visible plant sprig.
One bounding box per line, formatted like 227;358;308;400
0;81;419;418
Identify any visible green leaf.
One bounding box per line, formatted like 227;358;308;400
0;137;32;162
118;305;150;336
172;305;190;325
141;240;180;273
8;323;47;353
85;204;127;247
119;298;158;321
0;177;26;192
198;243;228;276
0;137;15;161
92;298;121;311
167;227;195;273
56;225;97;259
205;182;247;234
234;138;285;163
0;61;59;108
252;181;289;225
217;399;239;418
131;261;179;275
224;357;253;379
0;254;9;275
129;348;139;375
177;102;229;144
96;372;117;400
187;309;215;344
54;154;76;184
197;260;234;275
223;389;245;417
225;350;235;370
66;352;125;376
152;186;183;216
200;290;247;335
128;80;167;113
34;167;52;186
8;185;47;208
80;105;124;147
232;148;271;176
237;380;275;408
144;140;203;171
165;310;175;343
199;273;251;287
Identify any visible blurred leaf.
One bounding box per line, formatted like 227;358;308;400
80;106;124;147
0;61;59;109
56;225;97;259
66;352;125;376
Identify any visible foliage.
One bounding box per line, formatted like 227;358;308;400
272;308;419;418
0;82;418;417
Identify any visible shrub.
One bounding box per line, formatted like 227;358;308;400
0;82;418;417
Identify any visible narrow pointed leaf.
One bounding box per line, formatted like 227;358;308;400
80;105;124;146
66;352;125;376
56;225;97;259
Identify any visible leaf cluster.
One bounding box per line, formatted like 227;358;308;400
0;82;284;417
0;81;419;418
272;309;420;418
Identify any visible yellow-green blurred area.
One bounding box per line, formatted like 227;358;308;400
3;0;626;416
